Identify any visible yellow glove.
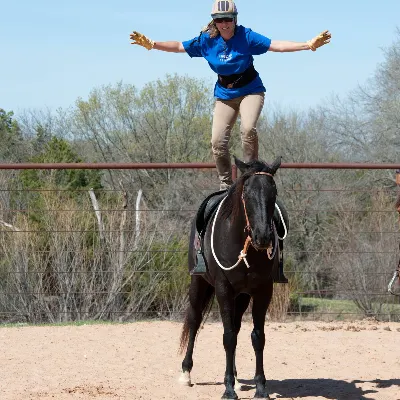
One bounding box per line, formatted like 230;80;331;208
130;31;155;50
307;30;331;51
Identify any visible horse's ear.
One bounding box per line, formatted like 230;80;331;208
269;156;282;175
233;155;252;174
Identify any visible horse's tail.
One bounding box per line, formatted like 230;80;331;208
179;284;215;354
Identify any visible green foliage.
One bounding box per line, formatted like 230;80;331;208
0;108;25;161
122;237;190;317
0;108;16;131
20;137;102;191
32;123;52;153
10;137;103;241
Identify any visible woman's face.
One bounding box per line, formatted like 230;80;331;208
214;17;235;37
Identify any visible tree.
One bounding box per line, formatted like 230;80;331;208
14;136;102;228
20;136;102;191
73;76;214;165
0;108;26;162
318;29;400;166
294;30;400;314
71;76;216;206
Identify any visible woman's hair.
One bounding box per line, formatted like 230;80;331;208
201;18;237;39
202;20;219;38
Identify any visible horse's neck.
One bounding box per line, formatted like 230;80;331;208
221;204;248;241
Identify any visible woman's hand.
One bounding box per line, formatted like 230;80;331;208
130;31;155;50
307;30;331;51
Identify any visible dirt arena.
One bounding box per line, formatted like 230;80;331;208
0;320;399;400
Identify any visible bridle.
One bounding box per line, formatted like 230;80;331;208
241;172;278;259
211;172;278;271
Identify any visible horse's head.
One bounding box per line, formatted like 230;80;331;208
234;156;281;251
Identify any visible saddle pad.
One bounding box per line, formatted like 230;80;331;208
195;190;228;235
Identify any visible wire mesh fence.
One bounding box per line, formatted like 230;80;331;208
0;164;399;323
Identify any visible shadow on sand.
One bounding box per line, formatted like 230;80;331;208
196;377;400;399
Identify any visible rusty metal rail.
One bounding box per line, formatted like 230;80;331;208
0;162;399;170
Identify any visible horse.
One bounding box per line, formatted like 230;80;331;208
179;156;282;399
388;191;400;296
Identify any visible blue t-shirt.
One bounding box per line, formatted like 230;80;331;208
182;25;271;100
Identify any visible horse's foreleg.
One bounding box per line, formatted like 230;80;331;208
179;276;214;386
251;286;273;399
233;293;251;391
216;287;238;400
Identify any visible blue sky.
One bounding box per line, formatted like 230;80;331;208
1;0;399;115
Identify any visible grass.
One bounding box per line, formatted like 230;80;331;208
0;317;183;329
0;320;111;329
2;298;400;327
289;297;400;321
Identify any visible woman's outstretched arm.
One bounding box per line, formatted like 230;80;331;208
269;30;331;53
269;40;311;52
130;31;185;53
153;41;186;53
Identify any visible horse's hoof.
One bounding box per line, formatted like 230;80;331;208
254;389;271;399
222;390;238;399
178;371;191;386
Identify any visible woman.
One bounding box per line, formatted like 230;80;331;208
130;0;331;190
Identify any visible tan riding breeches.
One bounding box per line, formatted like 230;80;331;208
211;92;265;190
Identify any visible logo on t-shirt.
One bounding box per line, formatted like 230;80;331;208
219;43;232;62
219;53;232;62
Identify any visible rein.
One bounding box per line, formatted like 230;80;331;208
210;172;279;271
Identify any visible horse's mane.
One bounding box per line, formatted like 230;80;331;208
220;160;276;220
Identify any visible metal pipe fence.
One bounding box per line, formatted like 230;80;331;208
0;163;399;323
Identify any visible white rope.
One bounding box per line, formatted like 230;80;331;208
211;196;248;270
274;203;287;240
210;196;278;271
388;269;400;296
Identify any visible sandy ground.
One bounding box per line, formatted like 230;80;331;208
0;320;399;400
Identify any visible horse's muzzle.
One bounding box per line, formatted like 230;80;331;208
252;239;273;252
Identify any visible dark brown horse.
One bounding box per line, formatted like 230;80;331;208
179;156;281;399
388;191;400;295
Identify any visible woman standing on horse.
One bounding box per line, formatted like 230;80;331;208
130;0;331;190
